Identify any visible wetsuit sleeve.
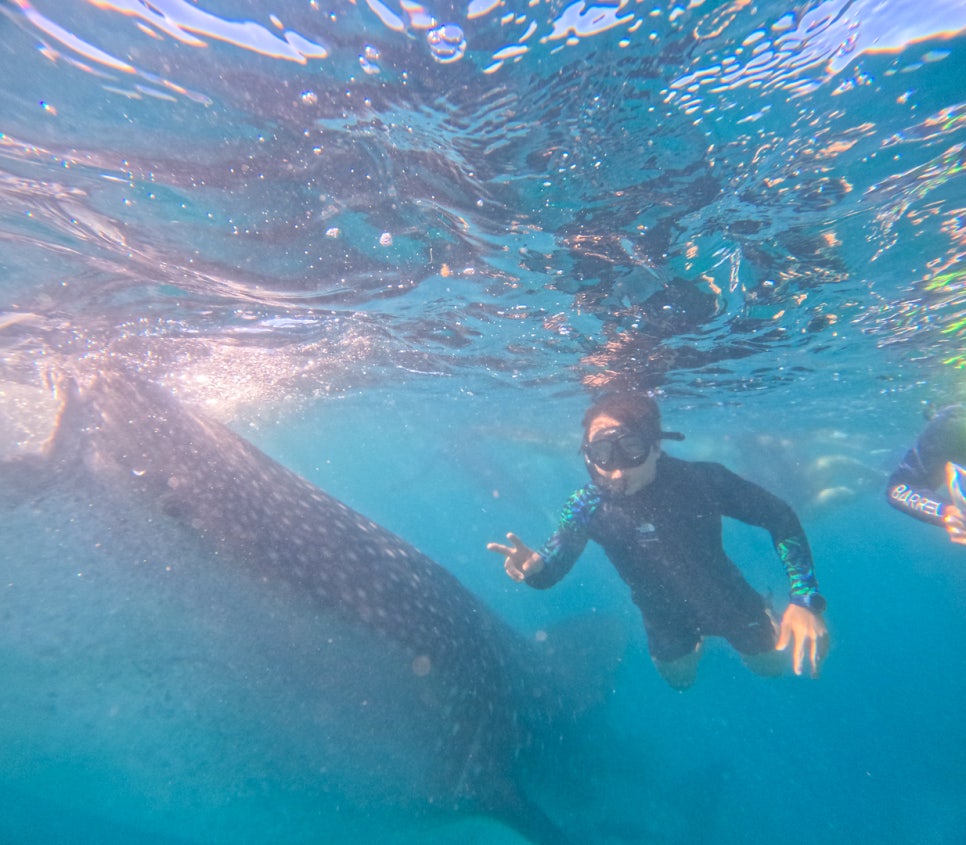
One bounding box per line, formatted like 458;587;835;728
525;486;600;590
886;450;947;526
704;463;822;609
885;409;966;527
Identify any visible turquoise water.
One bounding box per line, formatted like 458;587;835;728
255;390;966;843
1;0;965;842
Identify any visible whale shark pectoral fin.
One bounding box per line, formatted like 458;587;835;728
947;462;966;512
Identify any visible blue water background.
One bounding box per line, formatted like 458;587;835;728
249;387;966;843
2;0;966;842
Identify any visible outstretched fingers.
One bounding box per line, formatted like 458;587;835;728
486;532;535;581
486;532;521;558
776;604;828;678
808;635;820;677
782;628;811;676
792;630;806;676
505;532;525;551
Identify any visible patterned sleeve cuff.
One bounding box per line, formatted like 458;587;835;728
789;592;827;614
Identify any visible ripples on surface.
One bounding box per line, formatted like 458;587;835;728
0;0;964;407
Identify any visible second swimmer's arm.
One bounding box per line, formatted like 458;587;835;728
886;476;948;527
943;462;966;545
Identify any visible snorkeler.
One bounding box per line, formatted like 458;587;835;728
487;392;828;690
885;404;966;545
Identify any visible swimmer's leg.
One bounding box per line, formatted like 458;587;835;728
652;641;703;690
739;607;784;677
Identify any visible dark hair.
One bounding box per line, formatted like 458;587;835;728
582;392;684;444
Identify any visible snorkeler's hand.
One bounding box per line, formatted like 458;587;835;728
775;604;828;678
943;506;966;546
945;463;966;545
486;533;545;582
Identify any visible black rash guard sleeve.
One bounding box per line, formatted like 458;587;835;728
696;461;820;604
698;460;805;541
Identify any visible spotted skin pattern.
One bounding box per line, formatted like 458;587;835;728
37;369;570;844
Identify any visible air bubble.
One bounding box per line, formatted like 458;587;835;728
427;24;466;64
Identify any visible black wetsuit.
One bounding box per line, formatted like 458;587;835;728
527;454;819;662
886;405;966;527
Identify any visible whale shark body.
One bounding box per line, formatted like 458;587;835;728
0;367;588;844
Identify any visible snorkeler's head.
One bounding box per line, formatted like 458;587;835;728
581;392;684;451
580;392;684;485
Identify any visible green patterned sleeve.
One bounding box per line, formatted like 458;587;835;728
777;534;825;613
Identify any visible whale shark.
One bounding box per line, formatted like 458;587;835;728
0;364;606;844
